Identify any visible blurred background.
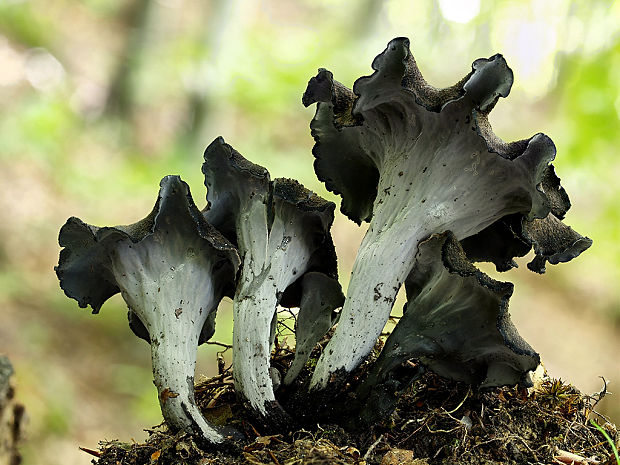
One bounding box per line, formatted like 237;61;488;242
0;0;618;463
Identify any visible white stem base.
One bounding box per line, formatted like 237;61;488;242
232;275;278;417
151;329;224;443
310;225;424;390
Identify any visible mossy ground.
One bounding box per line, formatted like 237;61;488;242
91;365;618;465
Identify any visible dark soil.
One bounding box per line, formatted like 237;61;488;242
87;329;620;465
91;367;618;465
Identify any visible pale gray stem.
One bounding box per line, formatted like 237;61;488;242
150;320;224;443
310;224;424;390
111;241;225;443
231;201;311;415
232;276;278;416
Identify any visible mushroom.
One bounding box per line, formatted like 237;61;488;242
302;37;590;390
346;232;538;425
282;271;344;386
202;137;340;419
365;231;539;392
55;175;240;443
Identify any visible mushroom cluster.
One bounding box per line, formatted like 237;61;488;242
55;37;590;445
302;37;590;391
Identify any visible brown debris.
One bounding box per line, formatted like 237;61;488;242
380;449;428;465
93;340;619;465
553;448;600;464
158;388;179;403
79;446;102;458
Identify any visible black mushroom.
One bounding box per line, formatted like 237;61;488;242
302;37;591;390
55;175;240;443
282;271;344;386
365;231;539;392
202;137;342;419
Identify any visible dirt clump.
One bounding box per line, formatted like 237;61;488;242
91;367;618;465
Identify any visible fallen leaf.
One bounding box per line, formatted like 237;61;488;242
340;446;361;459
78;447;101;458
244;434;284;452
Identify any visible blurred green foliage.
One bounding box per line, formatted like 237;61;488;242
0;0;618;463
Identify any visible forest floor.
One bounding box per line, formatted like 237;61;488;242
91;353;619;465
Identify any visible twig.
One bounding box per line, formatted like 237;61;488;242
278;307;298;324
399;419;430;445
267;449;281;465
194;381;234;393
277;320;296;335
197;371;232;384
426;425;460;434
587;377;609;411
444;387;471;415
206;341;233;349
363;434;384;460
206;385;230;408
589;410;614;425
472;436;504;449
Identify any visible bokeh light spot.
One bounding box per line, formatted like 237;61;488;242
438;0;480;24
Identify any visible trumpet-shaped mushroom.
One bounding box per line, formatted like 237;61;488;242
348;232;538;425
367;231;539;391
202;137;340;419
55;176;240;443
303;38;590;390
